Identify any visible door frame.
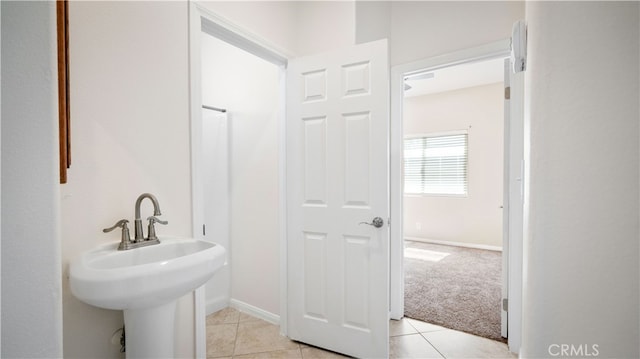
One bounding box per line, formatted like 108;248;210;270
188;2;289;357
389;39;523;351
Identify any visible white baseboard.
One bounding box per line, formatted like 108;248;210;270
405;236;502;252
229;299;280;325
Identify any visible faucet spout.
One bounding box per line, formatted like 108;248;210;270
134;193;162;241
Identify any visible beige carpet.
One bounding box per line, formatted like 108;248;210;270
403;241;505;342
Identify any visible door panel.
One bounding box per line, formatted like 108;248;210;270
287;40;389;358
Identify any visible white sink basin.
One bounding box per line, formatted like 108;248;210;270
70;237;226;310
70;237;227;357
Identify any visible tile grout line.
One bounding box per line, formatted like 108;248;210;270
406;318;447;359
231;314;240;359
232;310;302;358
212;309;335;359
418;331;447;359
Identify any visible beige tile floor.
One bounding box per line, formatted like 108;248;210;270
206;308;516;359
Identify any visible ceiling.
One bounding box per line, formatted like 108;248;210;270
404;57;505;98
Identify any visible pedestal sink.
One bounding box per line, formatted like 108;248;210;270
70;237;226;358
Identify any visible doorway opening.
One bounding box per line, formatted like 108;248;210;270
198;29;284;314
389;39;523;354
401;57;507;342
189;4;289;356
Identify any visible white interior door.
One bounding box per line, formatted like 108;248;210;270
503;56;525;352
286;39;390;358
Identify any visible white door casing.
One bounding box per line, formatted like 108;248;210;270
505;20;526;352
501;58;510;338
286;40;390;358
506;60;525;354
501;52;526;353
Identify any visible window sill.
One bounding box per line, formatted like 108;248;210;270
404;193;468;199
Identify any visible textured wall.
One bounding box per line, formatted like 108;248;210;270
62;2;192;357
522;2;639;357
355;1;524;66
1;1;63;357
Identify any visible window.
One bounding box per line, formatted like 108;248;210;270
404;132;468;196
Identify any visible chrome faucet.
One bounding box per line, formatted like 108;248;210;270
134;193;162;241
103;193;167;250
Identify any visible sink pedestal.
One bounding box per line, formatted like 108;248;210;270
124;301;177;359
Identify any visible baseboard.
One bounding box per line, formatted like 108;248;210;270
405;236;502;252
229;299;280;325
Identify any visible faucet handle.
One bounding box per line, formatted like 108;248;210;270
103;219;132;250
147;216;168;225
103;219;129;233
146;216;167;241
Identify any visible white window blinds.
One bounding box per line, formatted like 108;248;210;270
404;133;468;195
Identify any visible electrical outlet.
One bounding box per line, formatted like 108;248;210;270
416;222;421;230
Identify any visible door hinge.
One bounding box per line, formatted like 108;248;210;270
202;224;206;236
503;298;508;311
504;86;511;100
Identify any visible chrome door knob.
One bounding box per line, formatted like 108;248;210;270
360;217;384;228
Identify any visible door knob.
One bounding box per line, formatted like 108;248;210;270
359;217;384;228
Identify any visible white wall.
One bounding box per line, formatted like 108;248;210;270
355;1;524;66
355;1;390;46
293;1;355;56
389;1;523;66
201;34;281;316
1;1;63;357
200;1;355;57
1;1;3;352
403;83;504;248
62;2;193;358
522;2;639;358
199;1;298;56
